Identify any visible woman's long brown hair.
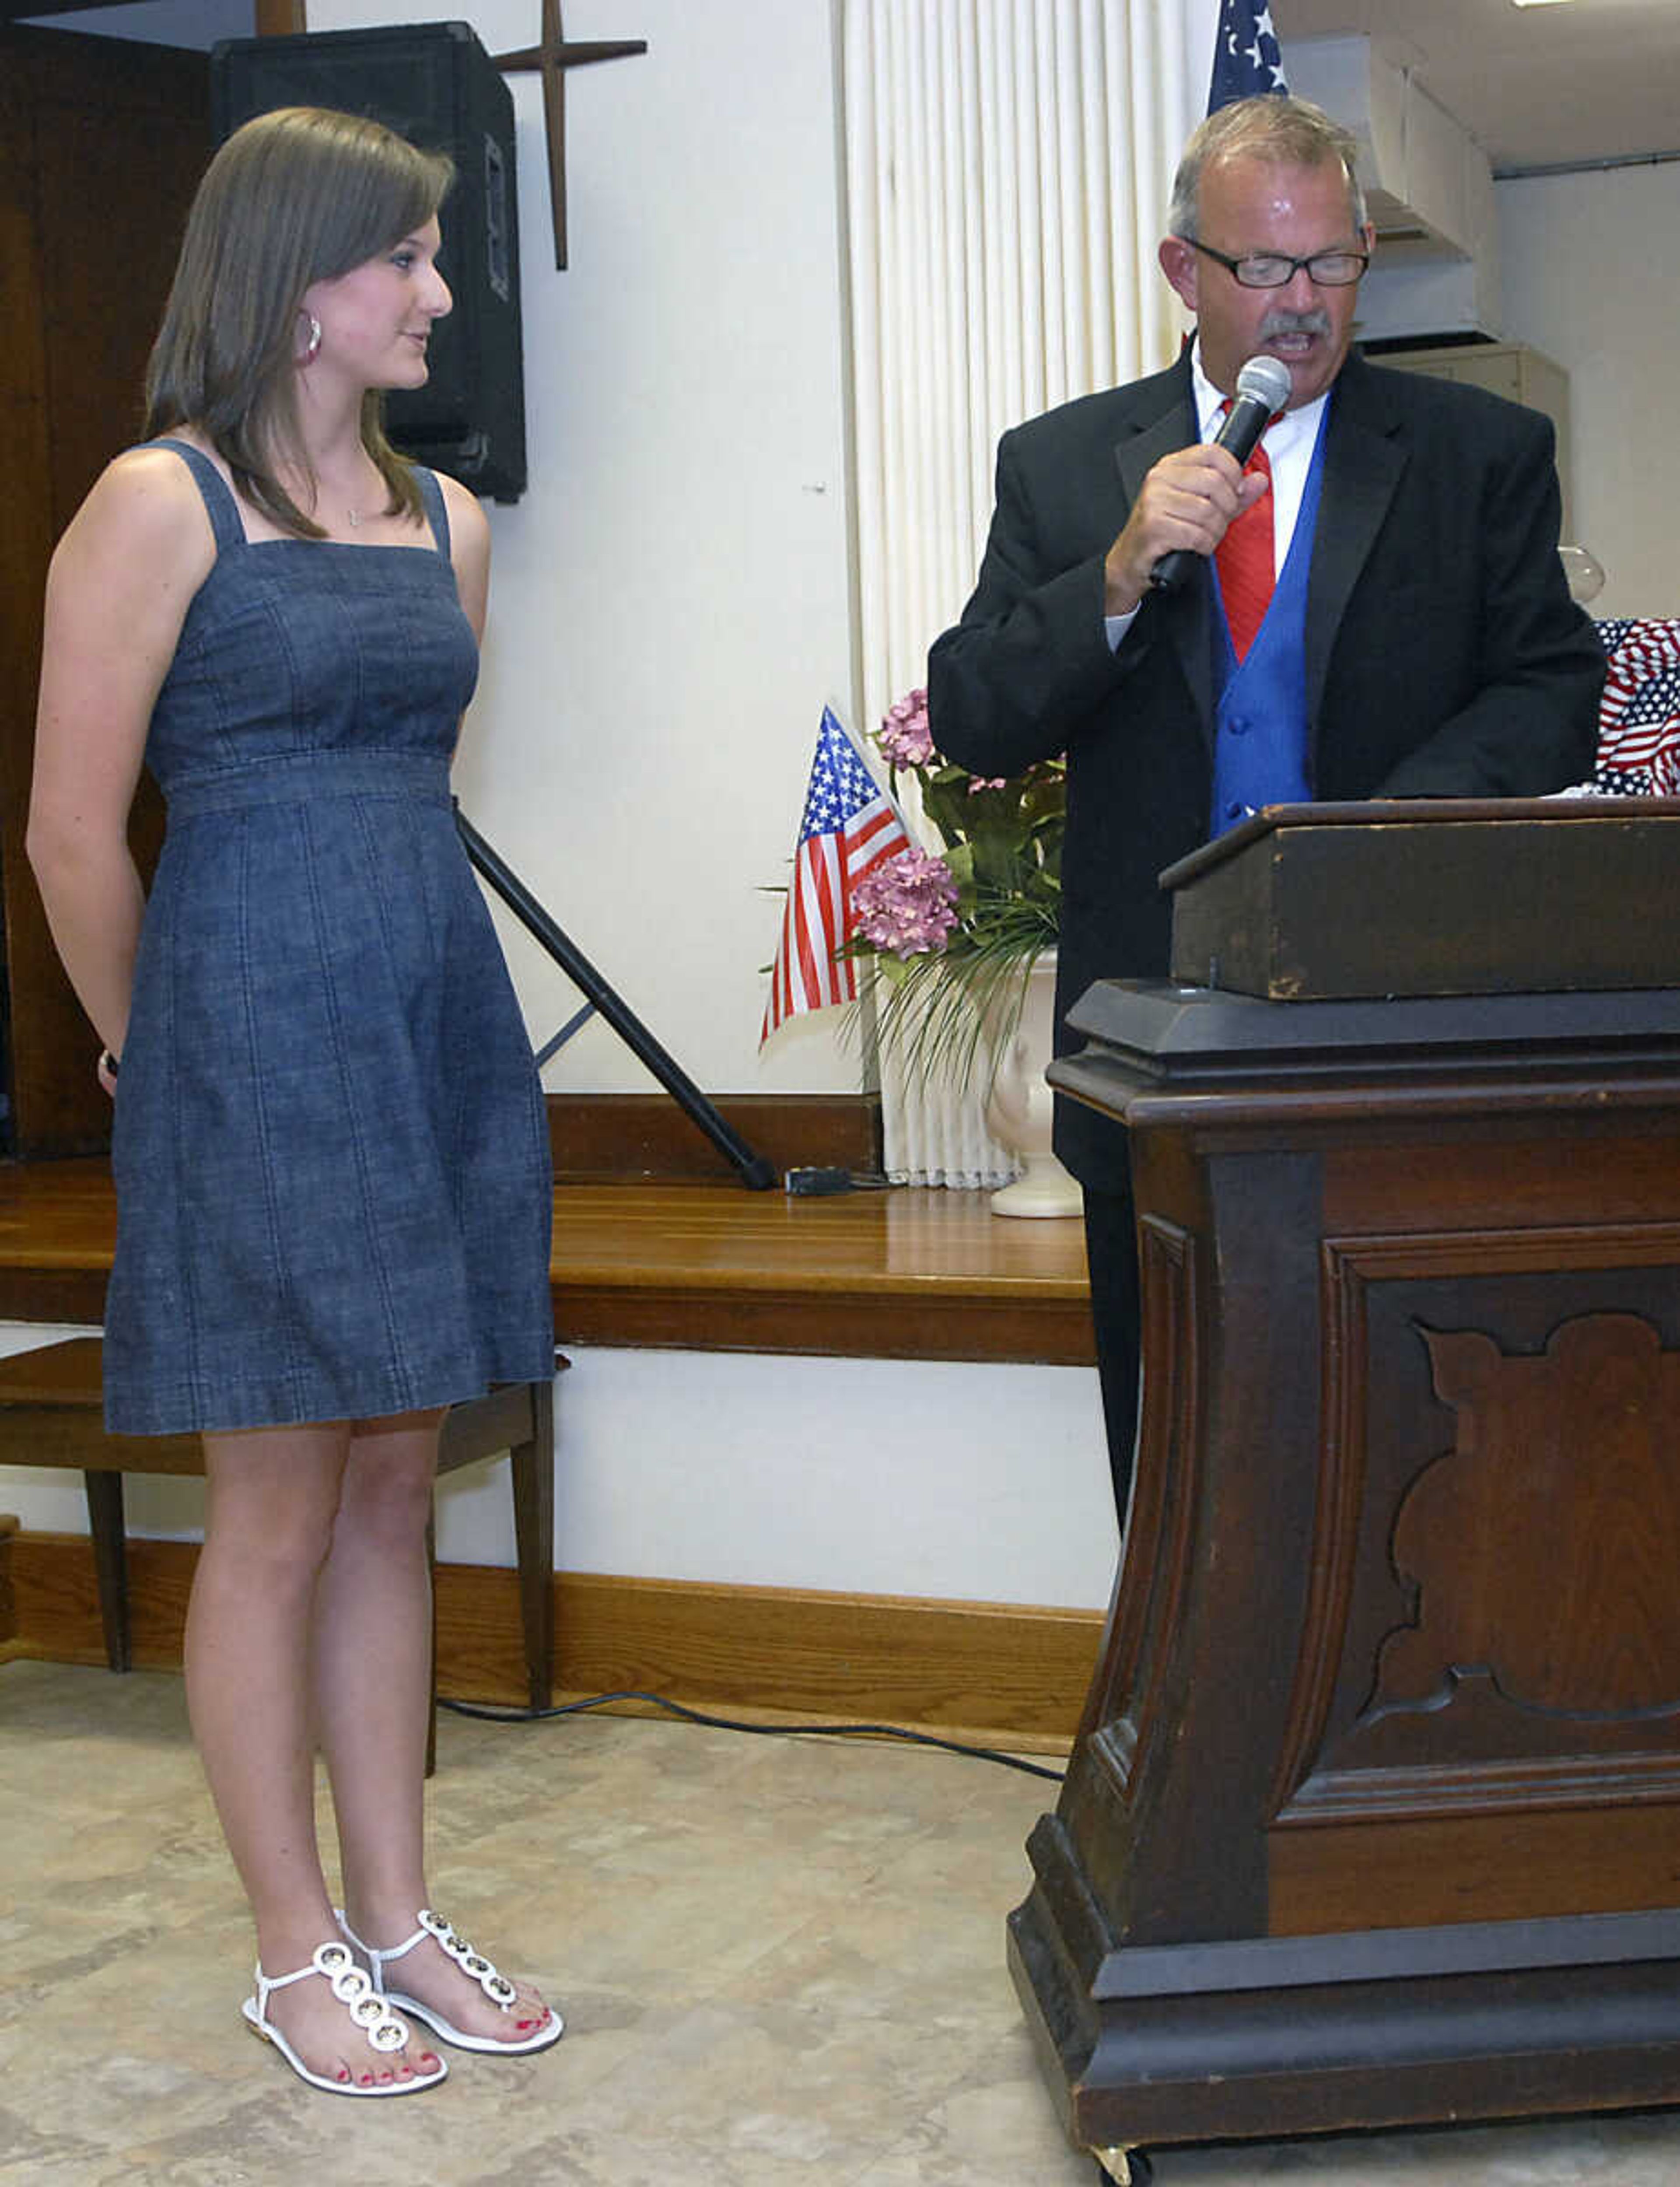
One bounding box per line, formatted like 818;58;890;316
144;105;455;537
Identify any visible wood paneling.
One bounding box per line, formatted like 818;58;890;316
1269;1805;1680;1934
547;1090;879;1182
1016;968;1680;2157
0;26;208;1157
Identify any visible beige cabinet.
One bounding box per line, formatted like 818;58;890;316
1373;341;1573;538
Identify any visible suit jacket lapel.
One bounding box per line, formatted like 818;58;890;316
1306;352;1407;747
1113;361;1217;740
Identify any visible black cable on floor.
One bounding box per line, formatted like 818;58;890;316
439;1689;1066;1781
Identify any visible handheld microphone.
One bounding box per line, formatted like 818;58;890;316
1148;353;1294;594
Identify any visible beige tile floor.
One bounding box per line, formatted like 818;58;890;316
2;1658;1679;2187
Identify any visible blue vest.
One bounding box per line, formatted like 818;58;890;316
1209;405;1330;838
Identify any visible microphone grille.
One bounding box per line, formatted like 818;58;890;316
1236;354;1293;411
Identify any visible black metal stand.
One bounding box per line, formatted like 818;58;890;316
455;805;778;1191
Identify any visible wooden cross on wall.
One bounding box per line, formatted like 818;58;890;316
496;0;647;271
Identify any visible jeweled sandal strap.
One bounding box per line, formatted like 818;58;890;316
416;1908;520;2009
257;1940;411;2054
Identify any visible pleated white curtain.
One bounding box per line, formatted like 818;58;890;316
841;0;1216;1185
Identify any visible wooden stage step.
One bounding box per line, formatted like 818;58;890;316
0;1159;1094;1366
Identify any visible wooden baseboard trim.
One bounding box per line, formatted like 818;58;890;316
547;1092;880;1184
4;1532;1099;1753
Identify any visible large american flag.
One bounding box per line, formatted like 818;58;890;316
761;707;912;1044
1210;0;1288;109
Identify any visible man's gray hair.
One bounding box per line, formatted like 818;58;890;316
1167;94;1368;239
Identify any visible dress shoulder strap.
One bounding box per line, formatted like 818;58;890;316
412;464;452;557
146;438;247;553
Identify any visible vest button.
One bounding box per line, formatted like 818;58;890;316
1228;716;1250;737
1225;802;1246;821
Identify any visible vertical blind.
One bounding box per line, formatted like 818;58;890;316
840;0;1213;1181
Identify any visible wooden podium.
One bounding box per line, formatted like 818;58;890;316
1012;803;1680;2181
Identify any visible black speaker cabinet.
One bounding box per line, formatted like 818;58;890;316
211;23;526;501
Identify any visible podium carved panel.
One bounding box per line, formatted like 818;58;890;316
1279;1241;1680;1831
1391;1313;1680;1718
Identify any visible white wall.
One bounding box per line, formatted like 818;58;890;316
303;0;866;1097
1497;160;1680;622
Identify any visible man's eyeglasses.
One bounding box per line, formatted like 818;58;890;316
1186;237;1370;289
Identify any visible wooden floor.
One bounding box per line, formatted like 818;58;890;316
0;1158;1094;1364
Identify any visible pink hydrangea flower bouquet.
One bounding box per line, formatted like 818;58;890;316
846;687;1064;1082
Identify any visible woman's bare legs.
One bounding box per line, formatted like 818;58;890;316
311;1411;438;1903
186;1421;438;2088
316;1412;554;2046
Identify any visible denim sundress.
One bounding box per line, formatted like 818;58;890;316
103;441;553;1433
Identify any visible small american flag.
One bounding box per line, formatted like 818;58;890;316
1210;0;1288;110
761;708;912;1044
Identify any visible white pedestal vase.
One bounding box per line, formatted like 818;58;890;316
982;952;1083;1219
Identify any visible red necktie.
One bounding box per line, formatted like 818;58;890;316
1214;408;1274;662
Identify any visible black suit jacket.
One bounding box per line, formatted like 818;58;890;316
928;347;1605;1187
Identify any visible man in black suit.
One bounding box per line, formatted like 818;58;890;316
928;95;1603;1524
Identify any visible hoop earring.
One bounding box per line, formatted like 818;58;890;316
303;313;323;363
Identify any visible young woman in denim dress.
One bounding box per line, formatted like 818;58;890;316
28;106;561;2097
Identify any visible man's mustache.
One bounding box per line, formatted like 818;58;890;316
1258;306;1333;340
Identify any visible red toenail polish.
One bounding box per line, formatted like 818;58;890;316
337;2068;351;2084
